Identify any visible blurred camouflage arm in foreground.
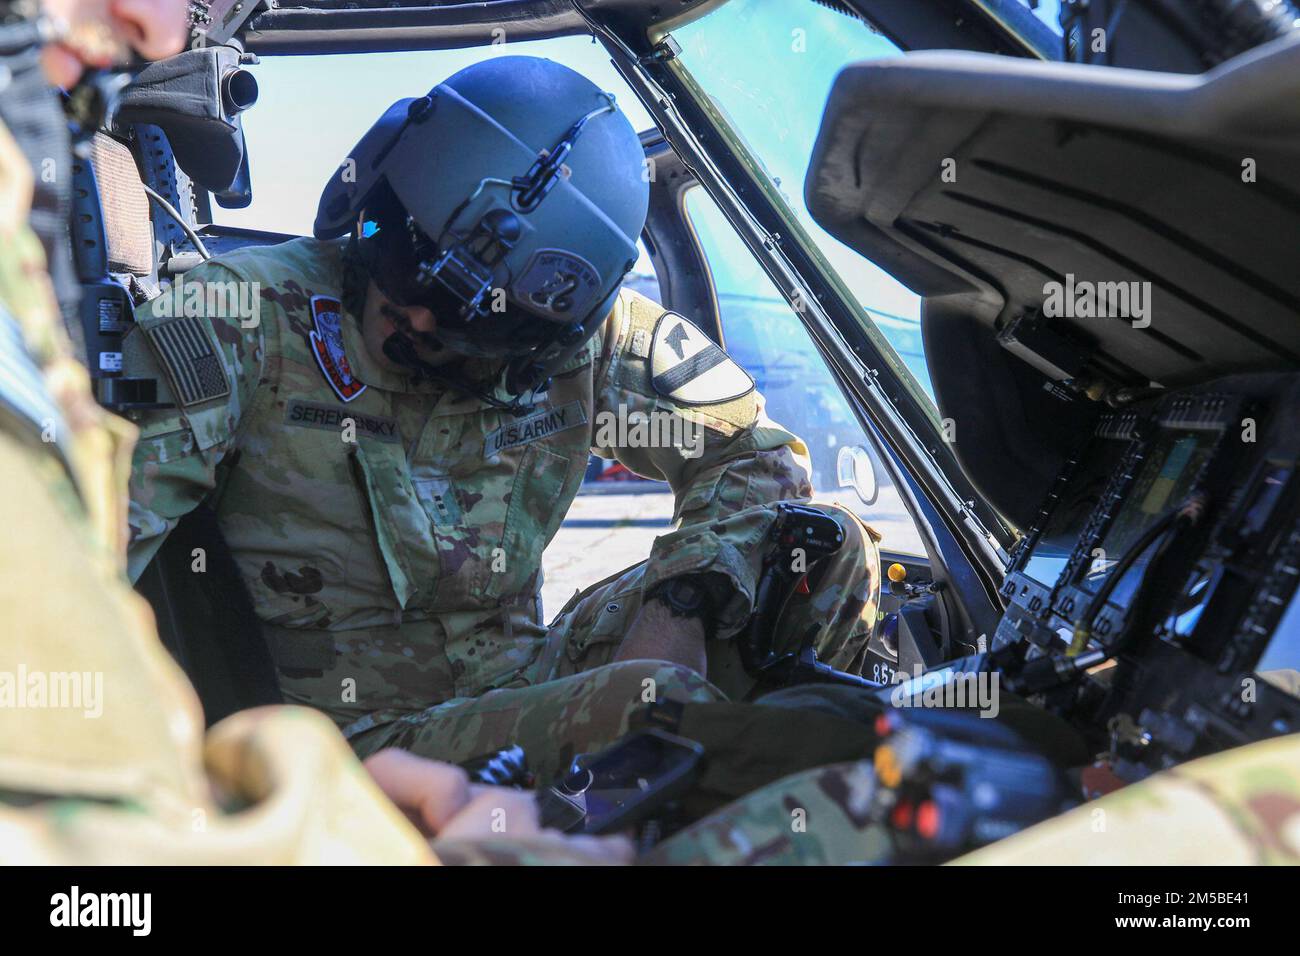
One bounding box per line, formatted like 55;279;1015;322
952;733;1300;865
0;370;609;865
0;380;433;864
123;261;270;581
647;732;1300;865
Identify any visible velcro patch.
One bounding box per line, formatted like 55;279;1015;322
650;313;754;406
144;315;231;408
284;399;400;444
629;327;651;358
484;399;588;459
412;474;463;526
309;295;367;402
512;249;601;320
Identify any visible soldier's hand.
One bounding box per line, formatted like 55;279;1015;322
365;748;556;839
363;748;479;837
362;748;635;863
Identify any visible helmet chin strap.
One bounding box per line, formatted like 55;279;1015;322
381;332;539;415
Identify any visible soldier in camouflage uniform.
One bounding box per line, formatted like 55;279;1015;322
122;56;883;781
10;5;1297;868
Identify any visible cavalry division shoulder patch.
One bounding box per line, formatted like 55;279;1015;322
144;315;231;408
308;295;367;402
649;312;754;406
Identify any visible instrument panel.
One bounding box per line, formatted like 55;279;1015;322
992;373;1300;772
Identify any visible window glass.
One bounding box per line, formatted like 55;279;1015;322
674;0;933;406
686;185;926;557
1017;0;1065;34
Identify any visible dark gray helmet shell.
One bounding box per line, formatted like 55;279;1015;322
316;56;649;347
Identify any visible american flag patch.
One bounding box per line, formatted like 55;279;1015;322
145;316;231;407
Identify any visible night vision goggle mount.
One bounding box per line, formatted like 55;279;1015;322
412;207;519;321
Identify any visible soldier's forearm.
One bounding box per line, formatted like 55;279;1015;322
614;598;708;677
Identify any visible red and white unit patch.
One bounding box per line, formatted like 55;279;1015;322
308;295;367;402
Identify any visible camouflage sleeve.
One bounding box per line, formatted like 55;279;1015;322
123;261;271;581
591;289;813;618
592;289;813;522
952;733;1300;865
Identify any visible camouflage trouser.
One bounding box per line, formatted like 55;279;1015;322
350;660;722;782
348;500;880;783
536;499;881;702
644;760;891;865
428;760;890;866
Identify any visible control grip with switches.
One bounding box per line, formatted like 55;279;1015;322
878;562;949;676
869;708;1073;862
738;503;882;690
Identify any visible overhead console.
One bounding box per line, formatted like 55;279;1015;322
805;34;1300;528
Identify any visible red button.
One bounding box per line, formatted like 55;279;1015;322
916;801;940;840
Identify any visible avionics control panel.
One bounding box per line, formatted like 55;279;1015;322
993;373;1300;774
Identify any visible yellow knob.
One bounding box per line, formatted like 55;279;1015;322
875;744;902;789
887;563;908;584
